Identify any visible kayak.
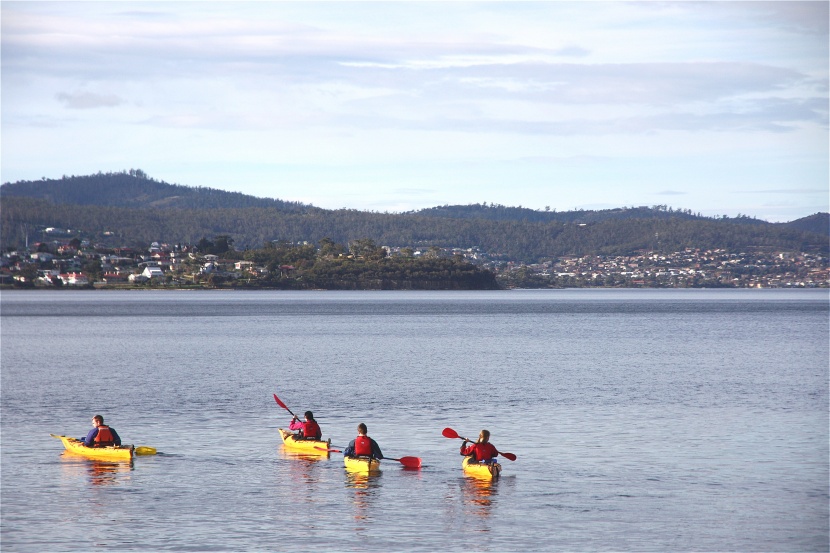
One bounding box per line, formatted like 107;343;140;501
51;434;134;462
278;428;330;455
462;455;501;479
344;456;381;473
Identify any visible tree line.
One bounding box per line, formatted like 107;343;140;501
2;172;828;263
4;196;828;263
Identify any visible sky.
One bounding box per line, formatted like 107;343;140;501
2;1;828;222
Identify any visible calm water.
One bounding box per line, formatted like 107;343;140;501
1;289;827;552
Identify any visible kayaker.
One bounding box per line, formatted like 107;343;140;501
289;411;322;440
82;415;122;447
343;423;384;460
460;429;499;464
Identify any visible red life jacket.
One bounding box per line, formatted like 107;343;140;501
302;420;321;440
354;435;372;456
465;442;498;462
94;426;115;447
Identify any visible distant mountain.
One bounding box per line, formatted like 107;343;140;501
408;203;830;236
1;170;313;212
783;213;829;236
408;203;705;224
2;172;827;261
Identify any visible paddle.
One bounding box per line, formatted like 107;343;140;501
273;393;299;420
385;456;422;469
317;447;421;468
441;427;517;461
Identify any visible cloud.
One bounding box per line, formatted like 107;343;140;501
56;91;123;109
2;2;827;221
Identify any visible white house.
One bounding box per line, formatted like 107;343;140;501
142;266;165;279
59;272;88;286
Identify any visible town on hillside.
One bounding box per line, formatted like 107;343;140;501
2;234;827;289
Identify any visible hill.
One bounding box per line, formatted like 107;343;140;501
409;203;828;236
0;170;313;212
783;212;829;236
2;172;827;262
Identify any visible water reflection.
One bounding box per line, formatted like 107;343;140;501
345;469;382;525
278;446;328;505
460;477;498;519
60;453;133;486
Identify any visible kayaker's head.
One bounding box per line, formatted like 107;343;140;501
357;423;368;436
92;415;104;427
478;429;490;443
304;411;314;421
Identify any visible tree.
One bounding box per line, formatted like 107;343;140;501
349;238;380;258
213;235;234;255
319;237;344;258
82;259;102;283
197;237;214;253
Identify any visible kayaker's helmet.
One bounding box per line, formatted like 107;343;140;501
304;411;314;421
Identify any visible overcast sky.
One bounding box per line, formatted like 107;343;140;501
2;1;827;222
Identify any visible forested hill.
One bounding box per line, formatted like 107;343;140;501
410;203;703;223
410;203;830;234
2;171;828;262
0;170;314;212
783;212;830;236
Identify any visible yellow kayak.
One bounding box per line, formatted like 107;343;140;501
462;455;501;479
51;434;134;462
278;428;330;455
344;456;381;473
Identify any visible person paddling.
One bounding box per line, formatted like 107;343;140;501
459;429;499;464
289;411;322;440
343;423;384;460
82;415;122;447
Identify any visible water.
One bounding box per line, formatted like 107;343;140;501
1;289;827;552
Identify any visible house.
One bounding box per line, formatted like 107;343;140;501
142;266;165;279
59;272;88;286
30;252;55;263
102;272;129;284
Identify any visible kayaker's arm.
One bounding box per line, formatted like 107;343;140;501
110;427;122;446
371;439;383;460
82;428;98;447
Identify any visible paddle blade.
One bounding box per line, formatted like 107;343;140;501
273;393;289;410
442;427;460;439
135;446;157;456
315;446;342;453
499;451;517;461
398;456;422;469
